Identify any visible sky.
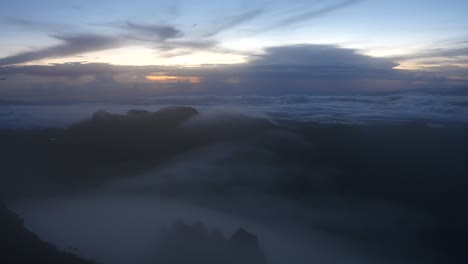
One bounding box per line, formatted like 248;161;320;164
0;0;467;102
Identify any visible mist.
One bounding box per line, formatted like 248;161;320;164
2;1;468;263
1;105;467;264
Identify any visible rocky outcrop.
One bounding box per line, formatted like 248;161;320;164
91;106;198;126
153;220;267;264
61;106;200;168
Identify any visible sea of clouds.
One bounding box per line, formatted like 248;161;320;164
1;93;468;129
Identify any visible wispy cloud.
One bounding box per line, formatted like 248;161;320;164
397;46;468;60
118;22;228;56
0;18;234;65
1;17;71;32
0;1;364;66
393;42;468;79
203;9;263;37
155;39;220;57
263;0;364;31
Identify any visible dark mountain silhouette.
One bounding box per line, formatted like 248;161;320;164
0;203;97;264
153;221;267;264
0;106;275;198
90;106;198;127
0;106;203;197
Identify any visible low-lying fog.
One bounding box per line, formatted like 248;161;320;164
13;193;399;264
2;104;468;264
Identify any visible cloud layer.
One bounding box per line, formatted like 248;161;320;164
0;44;453;102
2;93;468;129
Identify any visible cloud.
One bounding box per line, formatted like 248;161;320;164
0;19;225;65
156;39;220;54
0;44;399;76
115;22;229;56
251;44;397;69
193;44;421;94
0;44;459;102
394;43;468;80
203;9;263;37
122;22;184;41
0;62;157;78
263;0;363;31
1;17;70;32
4;94;468;129
0;1;362;67
0;34;126;66
397;46;468;60
119;22;230;57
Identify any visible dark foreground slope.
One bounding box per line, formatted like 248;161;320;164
1;202;268;264
0;203;96;264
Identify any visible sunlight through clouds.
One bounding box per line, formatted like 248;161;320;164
145;75;201;83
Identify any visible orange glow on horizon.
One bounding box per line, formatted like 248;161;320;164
145;75;201;84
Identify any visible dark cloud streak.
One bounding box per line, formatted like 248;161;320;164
122;22;184;41
262;0;364;31
0;34;126;66
203;9;263;37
